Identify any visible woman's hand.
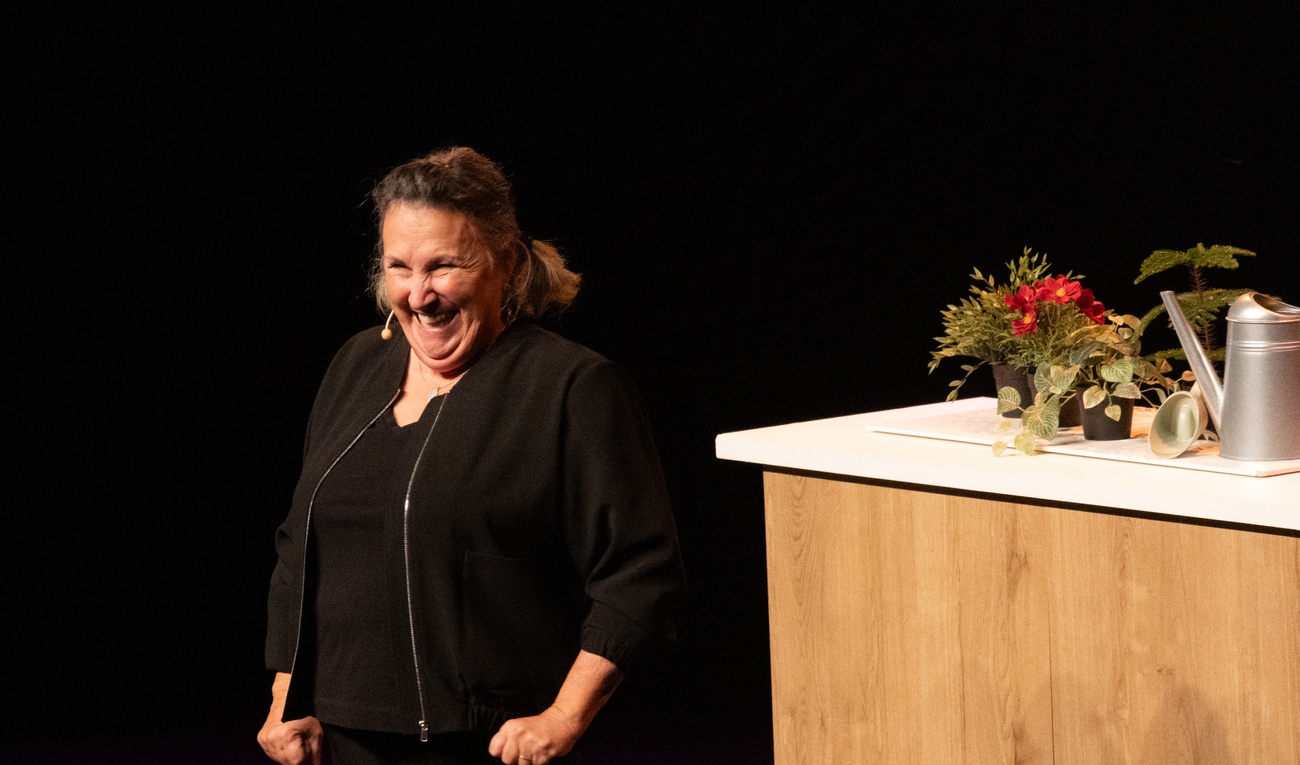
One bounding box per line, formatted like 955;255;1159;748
258;716;323;765
488;706;582;764
257;672;324;765
488;650;624;764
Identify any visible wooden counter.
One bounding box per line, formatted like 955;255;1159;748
717;402;1299;764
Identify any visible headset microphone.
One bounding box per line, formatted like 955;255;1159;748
381;310;395;340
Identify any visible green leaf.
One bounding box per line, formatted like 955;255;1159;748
1138;304;1166;334
1187;243;1255;270
1047;365;1077;390
1014;432;1039;455
1034;365;1052;394
1068;342;1101;366
1181;288;1252;319
1135;249;1193;283
1171;346;1228;364
1115;314;1142;331
1112;381;1142;399
1134;244;1255;284
1104;403;1122;421
1100;357;1134;383
1024;407;1059;440
1083;385;1107;409
997;387;1022;413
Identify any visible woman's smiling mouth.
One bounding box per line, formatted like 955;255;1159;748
416;310;457;328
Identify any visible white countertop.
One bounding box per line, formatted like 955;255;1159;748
715;400;1300;533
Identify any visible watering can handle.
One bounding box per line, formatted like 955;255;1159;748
1159;290;1225;431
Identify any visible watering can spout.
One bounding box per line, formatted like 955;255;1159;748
1159;290;1225;431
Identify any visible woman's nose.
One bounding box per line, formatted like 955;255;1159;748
406;277;438;310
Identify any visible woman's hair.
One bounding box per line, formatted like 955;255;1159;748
368;146;580;321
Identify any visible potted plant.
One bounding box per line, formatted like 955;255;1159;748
1068;314;1176;440
1130;243;1260;441
929;248;1053;409
1134;243;1256;367
990;274;1107;450
995;305;1177;454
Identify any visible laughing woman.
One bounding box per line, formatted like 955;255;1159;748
258;147;686;765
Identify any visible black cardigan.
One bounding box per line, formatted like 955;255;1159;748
266;321;686;735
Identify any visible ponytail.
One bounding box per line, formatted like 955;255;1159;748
505;236;581;321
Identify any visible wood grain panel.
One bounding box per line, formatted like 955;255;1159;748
951;499;1054;765
1049;510;1300;764
762;470;1299;765
764;473;1053;764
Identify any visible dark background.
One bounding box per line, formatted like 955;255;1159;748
6;4;1298;763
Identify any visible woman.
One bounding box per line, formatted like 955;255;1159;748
258;147;686;765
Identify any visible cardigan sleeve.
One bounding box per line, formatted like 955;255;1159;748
561;359;687;671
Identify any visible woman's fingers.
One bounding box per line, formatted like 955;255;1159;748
488;708;579;764
258;717;323;765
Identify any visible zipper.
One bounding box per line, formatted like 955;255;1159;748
287;379;456;741
402;389;452;742
286;390;400;681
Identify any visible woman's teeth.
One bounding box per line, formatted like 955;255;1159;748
417;311;454;328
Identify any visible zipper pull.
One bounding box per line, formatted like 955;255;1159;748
420;720;429;742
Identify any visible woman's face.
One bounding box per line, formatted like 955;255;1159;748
382;203;507;378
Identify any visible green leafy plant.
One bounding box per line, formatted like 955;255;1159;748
992;283;1176;455
1134;243;1256;364
1071;314;1170;415
928;248;1054;400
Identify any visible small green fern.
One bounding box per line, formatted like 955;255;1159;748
1134;243;1256;362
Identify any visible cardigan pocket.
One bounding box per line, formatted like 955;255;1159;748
460;550;577;704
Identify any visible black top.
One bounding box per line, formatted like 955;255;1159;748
311;400;442;731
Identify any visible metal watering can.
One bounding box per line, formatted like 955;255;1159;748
1161;290;1300;461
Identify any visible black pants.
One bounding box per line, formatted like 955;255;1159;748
322;724;578;765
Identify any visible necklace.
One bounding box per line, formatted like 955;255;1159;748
414;356;465;401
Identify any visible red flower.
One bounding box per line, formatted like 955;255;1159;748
1037;275;1082;305
1075;288;1106;324
1012;306;1038;335
1004;285;1037;311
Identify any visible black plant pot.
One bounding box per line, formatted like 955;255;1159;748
993;361;1086;426
1082;397;1135;440
1056;394;1083;429
991;363;1033;418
